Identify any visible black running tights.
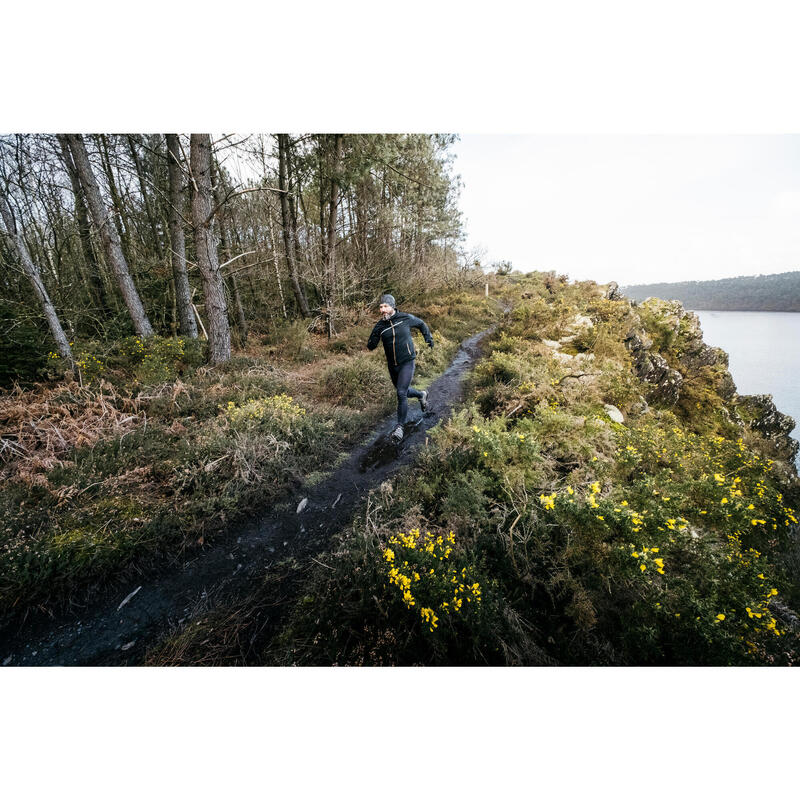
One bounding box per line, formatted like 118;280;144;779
387;359;423;424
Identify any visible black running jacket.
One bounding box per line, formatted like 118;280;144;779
367;310;433;367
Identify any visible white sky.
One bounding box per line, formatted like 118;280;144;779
451;135;800;286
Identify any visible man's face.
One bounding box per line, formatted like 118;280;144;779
379;303;394;319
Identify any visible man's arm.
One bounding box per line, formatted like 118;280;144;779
409;314;434;347
367;321;383;350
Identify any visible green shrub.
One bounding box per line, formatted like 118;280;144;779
266;320;316;362
0;318;51;387
315;354;390;408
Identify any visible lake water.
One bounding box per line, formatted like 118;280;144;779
692;311;800;467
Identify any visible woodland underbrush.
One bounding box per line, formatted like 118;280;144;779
0;286;499;630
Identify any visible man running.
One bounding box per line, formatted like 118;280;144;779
367;294;434;442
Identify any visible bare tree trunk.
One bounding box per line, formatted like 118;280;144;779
61;134;154;337
210;157;248;346
266;200;288;318
324;134;343;338
277;134;310;317
189;134;231;364
57;136;110;315
0;191;73;363
165;134;198;338
127;134;164;260
97;134;131;256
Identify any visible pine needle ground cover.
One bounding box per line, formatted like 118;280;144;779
0;286;499;630
265;273;800;666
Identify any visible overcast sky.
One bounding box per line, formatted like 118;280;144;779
450;135;800;286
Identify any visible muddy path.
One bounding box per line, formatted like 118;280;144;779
1;323;499;666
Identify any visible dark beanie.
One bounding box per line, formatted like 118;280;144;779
380;294;396;308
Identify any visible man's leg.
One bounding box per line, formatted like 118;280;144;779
394;360;419;425
405;359;423;403
402;360;427;411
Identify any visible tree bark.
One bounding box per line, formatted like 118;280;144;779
210;157;248;346
0;191;73;363
325;134;343;338
61;134;154;337
189;134;231;363
97;134;131;256
277;134;310;317
165;134;198;338
266;199;288;318
57;136;110;315
127;134;164;260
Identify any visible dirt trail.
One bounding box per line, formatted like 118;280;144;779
0;323;498;666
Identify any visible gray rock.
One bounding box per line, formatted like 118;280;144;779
735;394;799;463
569;314;594;331
630;397;649;416
624;328;683;405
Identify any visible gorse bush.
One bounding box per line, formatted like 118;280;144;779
45;334;206;386
122;336;197;383
382;529;484;632
222;394;307;429
270;520;505;666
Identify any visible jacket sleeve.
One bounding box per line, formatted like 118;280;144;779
367;322;382;350
409;314;433;346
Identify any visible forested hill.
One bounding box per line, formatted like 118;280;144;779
621;271;800;311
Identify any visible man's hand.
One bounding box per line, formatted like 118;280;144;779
428;340;434;349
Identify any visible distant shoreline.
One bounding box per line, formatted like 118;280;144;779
621;270;800;312
684;307;799;313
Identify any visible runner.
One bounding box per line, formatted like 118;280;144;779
367;294;434;442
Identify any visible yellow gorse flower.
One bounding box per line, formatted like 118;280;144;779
539;493;556;510
381;529;481;632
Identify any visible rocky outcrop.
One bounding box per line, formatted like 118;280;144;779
670;307;737;401
624;328;684;405
624;299;740;407
735;394;799;464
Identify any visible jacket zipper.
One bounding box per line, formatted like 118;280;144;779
392;323;397;365
407;342;411;356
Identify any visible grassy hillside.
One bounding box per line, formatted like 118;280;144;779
187;271;800;667
0;284;501;631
